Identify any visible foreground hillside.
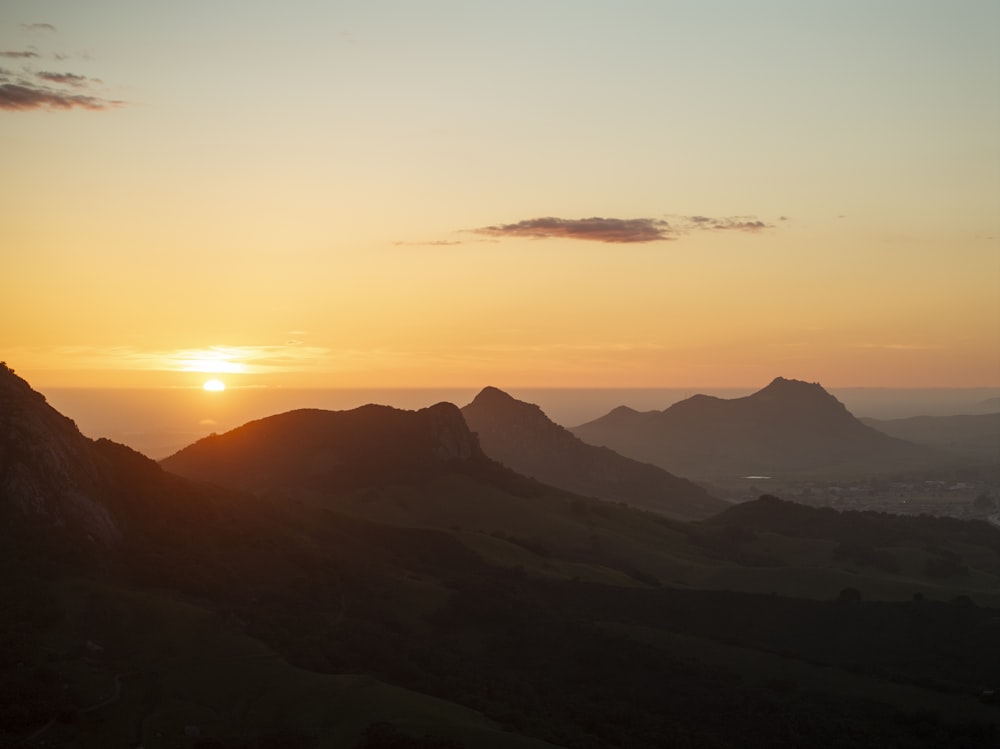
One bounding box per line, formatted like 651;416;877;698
572;377;940;480
4;365;1000;747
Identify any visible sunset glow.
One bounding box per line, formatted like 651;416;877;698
203;379;226;392
180;357;245;375
2;1;997;390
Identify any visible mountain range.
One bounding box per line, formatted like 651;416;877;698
4;363;1000;748
460;386;726;519
572;376;940;480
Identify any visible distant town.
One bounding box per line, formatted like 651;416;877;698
730;472;1000;521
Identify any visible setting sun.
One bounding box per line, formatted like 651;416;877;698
203;379;226;392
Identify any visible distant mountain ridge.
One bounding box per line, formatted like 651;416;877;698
461;386;726;519
861;412;1000;463
572;377;938;479
161;402;487;493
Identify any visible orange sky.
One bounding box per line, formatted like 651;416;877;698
3;1;998;390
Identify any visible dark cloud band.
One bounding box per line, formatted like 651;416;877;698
0;83;120;111
474;217;675;244
36;71;94;86
469;214;774;244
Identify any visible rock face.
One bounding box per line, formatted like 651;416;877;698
461;387;726;520
161;402;485;492
0;363;121;544
0;364;223;550
572;377;936;479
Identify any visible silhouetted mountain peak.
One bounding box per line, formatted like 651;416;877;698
765;376;808;389
462;386;725;519
0;363;120;544
469;386;547;421
162;401;485;492
747;377;852;419
758;376;835;400
472;385;516;404
661;377;850;422
574;377;933;479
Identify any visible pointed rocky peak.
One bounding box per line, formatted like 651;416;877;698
0;363;121;544
759;376;826;396
470;386;518;405
751;377;850;414
462;383;725;519
463;386;549;425
462;388;575;461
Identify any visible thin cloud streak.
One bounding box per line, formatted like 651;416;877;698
0;50;39;59
470;342;668;354
0;83;121;111
31;344;336;374
36;71;97;87
474;216;675;244
858;343;945;351
160;345;335;373
20;24;56;32
707;218;769;232
467;214;775;245
392;239;467;247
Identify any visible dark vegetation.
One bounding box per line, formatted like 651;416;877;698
3;367;1000;747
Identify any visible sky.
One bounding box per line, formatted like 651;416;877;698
3;0;999;391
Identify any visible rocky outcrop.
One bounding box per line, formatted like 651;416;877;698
0;363;121;544
425;402;478;461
